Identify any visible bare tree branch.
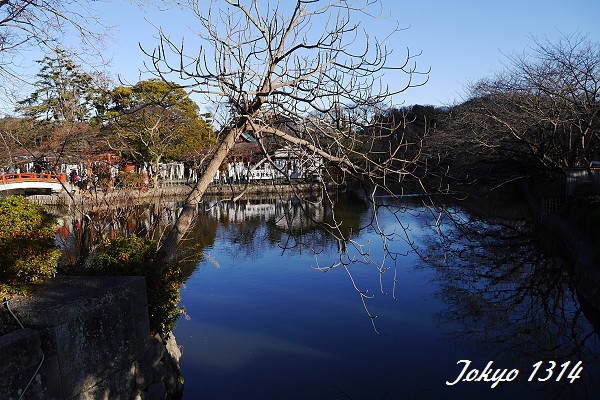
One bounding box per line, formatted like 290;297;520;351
145;2;434;322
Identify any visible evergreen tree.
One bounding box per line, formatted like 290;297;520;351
16;49;98;123
105;79;214;171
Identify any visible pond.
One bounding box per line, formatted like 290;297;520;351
169;193;600;400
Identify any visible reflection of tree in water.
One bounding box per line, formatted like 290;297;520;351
174;208;219;278
55;191;372;270
422;206;600;398
198;192;371;261
56;200;216;277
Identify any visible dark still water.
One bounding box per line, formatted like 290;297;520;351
172;195;600;400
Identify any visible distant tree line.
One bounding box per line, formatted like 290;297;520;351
418;33;600;194
0;49;214;176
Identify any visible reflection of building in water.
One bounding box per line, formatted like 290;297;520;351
205;198;324;231
51;196;331;263
206;200;278;222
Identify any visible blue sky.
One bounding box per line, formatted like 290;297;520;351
16;0;600;110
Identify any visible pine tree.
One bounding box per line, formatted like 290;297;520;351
16;49;97;123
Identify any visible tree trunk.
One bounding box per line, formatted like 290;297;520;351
159;126;243;259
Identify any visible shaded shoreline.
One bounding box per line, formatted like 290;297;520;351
24;181;330;207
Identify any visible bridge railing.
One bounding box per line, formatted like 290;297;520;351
0;173;67;184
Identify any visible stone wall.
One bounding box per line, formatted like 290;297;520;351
0;276;182;400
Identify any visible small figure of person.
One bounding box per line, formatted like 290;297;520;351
69;169;78;184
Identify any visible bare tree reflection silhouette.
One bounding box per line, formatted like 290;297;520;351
420;202;600;399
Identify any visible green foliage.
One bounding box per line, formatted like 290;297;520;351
16;49;100;123
104;79;214;166
91;234;184;335
0;196;59;299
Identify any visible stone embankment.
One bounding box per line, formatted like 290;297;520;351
0;276;183;400
27;181;325;206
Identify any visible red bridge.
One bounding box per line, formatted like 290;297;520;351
0;173;67;195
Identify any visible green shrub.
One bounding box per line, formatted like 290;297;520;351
0;196;60;299
91;234;184;335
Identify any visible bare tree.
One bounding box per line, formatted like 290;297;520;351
462;33;600;174
144;0;430;260
0;0;113;83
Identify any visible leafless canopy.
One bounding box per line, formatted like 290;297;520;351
145;0;430;256
0;0;111;96
466;33;600;172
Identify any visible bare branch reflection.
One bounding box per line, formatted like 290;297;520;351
419;200;600;398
